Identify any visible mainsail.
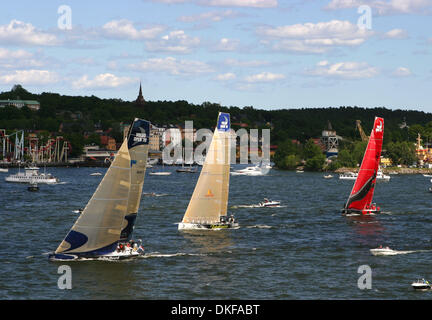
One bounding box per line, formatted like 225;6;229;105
344;117;384;213
55;119;150;255
181;112;231;224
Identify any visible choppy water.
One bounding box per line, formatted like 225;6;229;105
1;167;432;299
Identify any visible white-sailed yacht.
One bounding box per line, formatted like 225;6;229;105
48;118;151;261
178;112;238;230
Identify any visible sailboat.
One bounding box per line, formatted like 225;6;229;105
49;118;151;261
342;117;384;215
149;159;172;176
178;112;238;230
176;147;197;173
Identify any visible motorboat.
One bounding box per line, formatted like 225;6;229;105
376;168;390;181
370;246;397;256
27;180;39;192
0;168;8;173
5;166;59;184
339;171;357;180
412;279;432;291
258;198;281;207
324;174;333;179
231;165;266;176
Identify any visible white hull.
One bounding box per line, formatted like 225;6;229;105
0;168;8;173
178;222;239;230
258;201;281;207
5;176;58;184
149;172;171;176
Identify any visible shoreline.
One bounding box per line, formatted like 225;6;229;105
334;167;432;175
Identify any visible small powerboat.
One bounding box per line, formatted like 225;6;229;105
258;198;281;207
27;181;39;192
323;174;333;179
412;279;432;291
370;246;397;256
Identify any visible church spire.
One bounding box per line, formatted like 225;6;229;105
135;82;145;106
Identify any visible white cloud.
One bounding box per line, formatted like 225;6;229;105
213;38;240;51
0;70;59;85
0;20;58;46
204;0;277;7
72;73;137;89
257;20;373;53
179;10;238;23
146;30;200;53
382;28;408;39
148;0;278;7
102;20;165;40
0;48;48;69
325;0;432;15
392;67;412;76
129;57;214;76
223;58;269;68
244;71;285;83
305;61;379;79
215;72;236;80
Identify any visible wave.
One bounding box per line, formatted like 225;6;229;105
143;193;169;197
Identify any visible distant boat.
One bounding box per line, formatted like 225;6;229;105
149;160;172;176
0;168;8;173
342;117;384;215
48;118;150;261
27;179;39;192
90;172;102;176
412;279;431;291
339;171;357;180
5;166;58;184
258;198;281;207
423;174;432;177
176;148;197;173
178;112;238;230
324;174;333;179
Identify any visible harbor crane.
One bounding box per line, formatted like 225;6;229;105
356;120;369;142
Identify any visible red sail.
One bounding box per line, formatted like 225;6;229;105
344;117;384;213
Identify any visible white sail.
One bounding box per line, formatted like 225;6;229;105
181;112;231;224
55;119;150;256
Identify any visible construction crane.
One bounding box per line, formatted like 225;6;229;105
356;120;368;142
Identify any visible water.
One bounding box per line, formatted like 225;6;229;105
1;167;432;299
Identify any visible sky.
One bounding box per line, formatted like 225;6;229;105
0;0;431;111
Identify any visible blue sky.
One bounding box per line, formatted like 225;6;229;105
0;0;431;111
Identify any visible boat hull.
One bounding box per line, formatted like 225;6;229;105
178;222;239;230
341;208;381;215
48;248;144;261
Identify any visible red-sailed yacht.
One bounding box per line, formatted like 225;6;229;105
342;117;384;215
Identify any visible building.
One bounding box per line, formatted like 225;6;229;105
135;82;145;106
0;99;40;111
321;120;339;158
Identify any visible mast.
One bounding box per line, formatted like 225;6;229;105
344;117;384;213
181;112;231;224
54;119;150;255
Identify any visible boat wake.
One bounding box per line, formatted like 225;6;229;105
370;249;432;256
246;224;273;229
141;252;207;258
232;204;286;209
143;193;169;197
